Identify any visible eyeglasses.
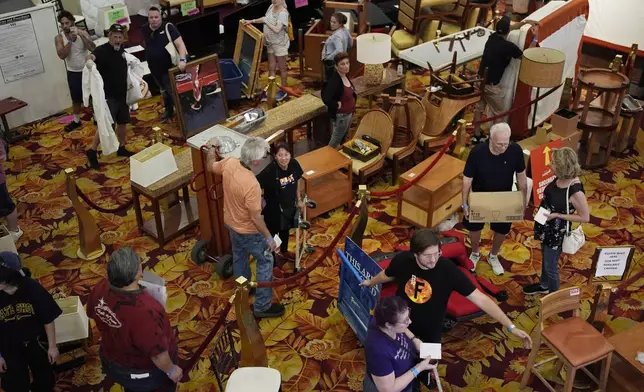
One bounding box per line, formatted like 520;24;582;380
396;314;412;325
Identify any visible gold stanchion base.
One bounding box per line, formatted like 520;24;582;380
77;244;106;260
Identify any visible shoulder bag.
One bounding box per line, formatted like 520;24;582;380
165;23;180;66
562;180;585;254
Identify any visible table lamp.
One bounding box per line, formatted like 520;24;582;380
518;47;566;133
357;33;392;86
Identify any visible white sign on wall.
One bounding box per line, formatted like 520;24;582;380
0;14;45;83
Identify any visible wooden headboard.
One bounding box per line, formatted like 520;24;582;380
509;0;590;138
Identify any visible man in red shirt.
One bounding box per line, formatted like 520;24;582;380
87;247;182;391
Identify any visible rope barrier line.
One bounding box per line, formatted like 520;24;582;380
75;185;133;214
471;83;562;125
370;132;457;198
181;297;234;382
253;201;362;288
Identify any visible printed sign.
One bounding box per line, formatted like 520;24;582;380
595;247;632;277
530;139;563;203
106;7;128;26
294;0;309;8
181;1;200;16
0;14;45;83
336;237;382;343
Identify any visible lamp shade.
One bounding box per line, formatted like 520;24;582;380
357;33;391;65
518;47;566;88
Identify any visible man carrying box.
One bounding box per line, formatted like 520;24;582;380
461;123;528;275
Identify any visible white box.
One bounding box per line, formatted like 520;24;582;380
0;225;17;254
54;296;89;344
130;143;178;188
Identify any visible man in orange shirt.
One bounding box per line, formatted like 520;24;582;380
206;137;284;318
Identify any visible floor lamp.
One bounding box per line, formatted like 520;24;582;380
518;47;566;134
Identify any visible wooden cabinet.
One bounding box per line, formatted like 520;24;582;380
397;153;464;228
297;146;353;220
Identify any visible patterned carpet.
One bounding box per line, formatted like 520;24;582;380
4;56;643;392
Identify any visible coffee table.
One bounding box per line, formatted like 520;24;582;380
607;321;644;391
0;97;28;145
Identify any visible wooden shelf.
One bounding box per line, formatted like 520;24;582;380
141;197;199;242
307;171;352;219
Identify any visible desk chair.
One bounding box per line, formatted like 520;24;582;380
519;287;614;392
386;96;426;184
340;110;394;184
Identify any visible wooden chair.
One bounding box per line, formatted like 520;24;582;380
386;95;426;184
340;110;394;184
520;287;614;392
432;0;497;36
209;324;239;391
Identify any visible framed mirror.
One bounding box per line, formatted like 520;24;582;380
233;21;264;99
170;54;229;140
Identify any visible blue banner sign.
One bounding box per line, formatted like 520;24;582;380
337;237;382;343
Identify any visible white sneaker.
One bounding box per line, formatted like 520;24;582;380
469;252;481;270
9;228;23;243
488;254;504;275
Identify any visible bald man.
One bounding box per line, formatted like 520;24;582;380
461;123;528;275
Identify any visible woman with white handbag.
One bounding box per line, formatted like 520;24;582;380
523;147;590;295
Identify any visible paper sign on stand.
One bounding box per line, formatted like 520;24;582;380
594;247;632;277
130;143;178;188
529;139;562;203
181;1;200;16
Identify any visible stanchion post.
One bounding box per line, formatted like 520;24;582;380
64;168;106;260
453;119;468;160
236;277;268;367
349;185;370;247
267;76;278;108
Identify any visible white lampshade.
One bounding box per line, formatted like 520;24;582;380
357;33;392;65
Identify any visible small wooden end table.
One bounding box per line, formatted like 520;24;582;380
131;149;199;246
298;146;353;220
607;321;644;392
0;97;28;145
398;153;465;228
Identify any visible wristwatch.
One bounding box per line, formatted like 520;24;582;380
507;324;516;333
461;203;468;208
179;58;187;62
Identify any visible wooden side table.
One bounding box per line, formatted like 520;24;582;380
0;97;28;145
398;153;465;228
297;146;353;220
607;321;644;392
131;149;198;246
614;99;643;154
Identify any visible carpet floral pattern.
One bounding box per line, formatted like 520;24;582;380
3;57;643;392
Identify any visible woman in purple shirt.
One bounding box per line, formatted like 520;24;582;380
364;296;434;392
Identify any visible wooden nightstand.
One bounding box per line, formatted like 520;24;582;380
397;153;465;228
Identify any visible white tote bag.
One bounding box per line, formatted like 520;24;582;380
165;22;180;66
562;180;585;254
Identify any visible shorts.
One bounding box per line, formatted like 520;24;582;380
67;71;83;104
0;182;16;217
106;98;131;125
462;217;512;235
265;42;289;57
478;83;505;118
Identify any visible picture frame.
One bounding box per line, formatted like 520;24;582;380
169;53;229;140
233;20;264;99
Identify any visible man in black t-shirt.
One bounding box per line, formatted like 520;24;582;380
472;16;538;143
142;7;188;122
462;123;528;275
361;230;532;347
86;24;134;169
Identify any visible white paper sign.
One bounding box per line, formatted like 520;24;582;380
274;234;283;249
0;14;45;83
534;207;550;225
420;343;442;360
139;271;167;306
595;248;631;277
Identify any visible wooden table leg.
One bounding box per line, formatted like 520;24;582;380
368;95;373;109
182;186;190;204
288;128;294;153
133;188;144;232
151;198;165;246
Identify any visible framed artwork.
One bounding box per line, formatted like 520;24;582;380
233;21;264;99
169;54;229;139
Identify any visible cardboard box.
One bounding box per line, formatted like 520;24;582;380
468;191;525;223
54;296;89;344
130;143;178;188
551;129;582;151
0;225;17;254
551;109;580;137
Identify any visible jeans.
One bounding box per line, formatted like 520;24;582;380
100;350;177;392
329;113;353;148
153;72;174;115
228;227;274;312
540;243;562;293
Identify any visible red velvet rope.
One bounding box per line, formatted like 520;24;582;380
75;185;133;214
254;202;361;288
181;299;233;382
471;83;562;125
370;132;456;198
